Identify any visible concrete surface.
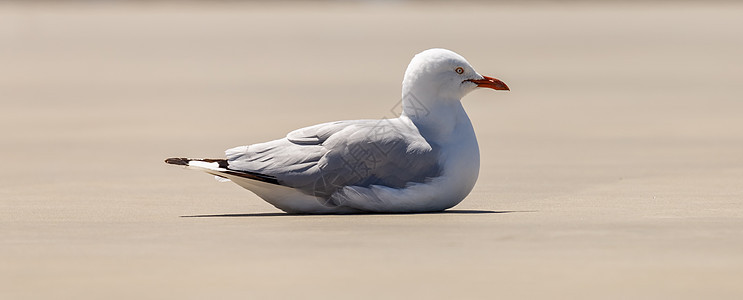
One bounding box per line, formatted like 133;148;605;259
1;2;742;299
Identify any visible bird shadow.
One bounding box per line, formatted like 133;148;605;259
181;209;534;218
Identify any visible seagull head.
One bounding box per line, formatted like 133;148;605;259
402;48;509;102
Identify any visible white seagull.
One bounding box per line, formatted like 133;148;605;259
165;48;509;214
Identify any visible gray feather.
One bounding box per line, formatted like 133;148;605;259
226;119;441;199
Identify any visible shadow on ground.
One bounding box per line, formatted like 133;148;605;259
181;210;535;218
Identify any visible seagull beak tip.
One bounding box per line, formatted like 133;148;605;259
468;75;510;91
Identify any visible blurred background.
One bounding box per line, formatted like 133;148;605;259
2;1;742;299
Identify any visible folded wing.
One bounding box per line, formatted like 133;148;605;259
226;119;441;199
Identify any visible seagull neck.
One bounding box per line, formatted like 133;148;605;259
401;96;468;143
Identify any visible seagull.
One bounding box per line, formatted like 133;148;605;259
165;48;509;214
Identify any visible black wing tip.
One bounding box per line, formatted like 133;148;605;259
164;157;279;185
223;170;280;185
165;157;190;166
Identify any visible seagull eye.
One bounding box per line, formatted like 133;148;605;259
455;67;464;74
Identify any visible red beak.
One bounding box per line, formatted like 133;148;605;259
466;75;510;91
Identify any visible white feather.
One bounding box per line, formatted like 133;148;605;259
188;160;220;170
214;176;231;183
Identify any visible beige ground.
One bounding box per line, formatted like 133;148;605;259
2;2;742;299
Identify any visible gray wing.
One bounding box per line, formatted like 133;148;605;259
225;119;441;198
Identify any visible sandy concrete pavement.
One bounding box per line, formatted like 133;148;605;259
1;2;742;299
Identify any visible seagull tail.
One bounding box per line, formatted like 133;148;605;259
164;157;279;185
165;157;228;168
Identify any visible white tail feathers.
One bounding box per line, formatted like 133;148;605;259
215;176;231;182
188;160;221;170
